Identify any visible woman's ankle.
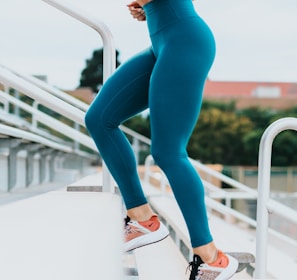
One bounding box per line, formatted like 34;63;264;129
193;242;218;264
126;203;155;222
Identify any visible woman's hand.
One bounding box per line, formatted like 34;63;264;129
127;1;146;21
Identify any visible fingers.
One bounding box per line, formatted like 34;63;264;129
127;1;142;8
127;5;146;21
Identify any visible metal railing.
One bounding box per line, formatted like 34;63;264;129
42;0;117;192
0;65;152;189
255;117;297;279
2;65;89;112
0;67;95;150
1;0;153;192
42;0;116;83
0;66;86;127
0;0;116;192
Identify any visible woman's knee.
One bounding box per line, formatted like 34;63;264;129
151;147;171;169
151;143;188;170
84;104;108;135
84;106;97;133
85;102;119;137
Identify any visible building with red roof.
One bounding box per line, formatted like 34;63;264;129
203;80;297;109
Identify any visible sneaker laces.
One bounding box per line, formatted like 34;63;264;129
124;216;132;235
124;216;131;225
187;255;203;280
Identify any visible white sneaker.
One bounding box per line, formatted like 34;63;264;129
124;215;169;252
188;250;238;280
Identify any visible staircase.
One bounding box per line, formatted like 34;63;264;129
1;1;297;279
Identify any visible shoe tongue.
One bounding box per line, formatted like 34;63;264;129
150;215;158;221
193;255;203;265
125;216;131;224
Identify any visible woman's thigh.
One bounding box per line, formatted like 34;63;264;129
86;48;156;128
149;50;205;158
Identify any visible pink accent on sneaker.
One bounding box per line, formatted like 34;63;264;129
124;215;169;252
208;250;229;268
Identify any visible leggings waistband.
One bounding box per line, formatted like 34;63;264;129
143;0;198;35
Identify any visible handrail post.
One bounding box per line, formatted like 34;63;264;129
42;0;116;192
32;101;39;129
2;85;10;112
255;117;297;279
132;137;140;164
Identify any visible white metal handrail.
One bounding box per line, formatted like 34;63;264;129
0;66;85;126
42;0;115;83
0;89;96;151
1;0;154;192
1;64;89;111
0;0;117;192
145;154;259;197
41;0;116;192
255;117;297;279
0;123;72;153
190;159;258;197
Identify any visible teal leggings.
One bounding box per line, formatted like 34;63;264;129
85;0;216;247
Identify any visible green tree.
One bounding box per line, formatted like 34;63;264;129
236;107;274;130
79;48;121;93
242;129;263;165
271;130;297;166
234;107;273;165
202;99;236;112
270;107;297;123
272;130;297;166
124;115;150;138
268;106;297;166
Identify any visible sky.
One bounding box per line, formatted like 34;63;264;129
1;0;297;90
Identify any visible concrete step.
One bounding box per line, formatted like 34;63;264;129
133;236;190;280
0;190;123;280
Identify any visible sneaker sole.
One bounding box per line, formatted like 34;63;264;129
124;222;169;252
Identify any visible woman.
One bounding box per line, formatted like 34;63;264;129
85;0;238;279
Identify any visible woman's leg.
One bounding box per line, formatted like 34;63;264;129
149;44;214;248
85;48;155;210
